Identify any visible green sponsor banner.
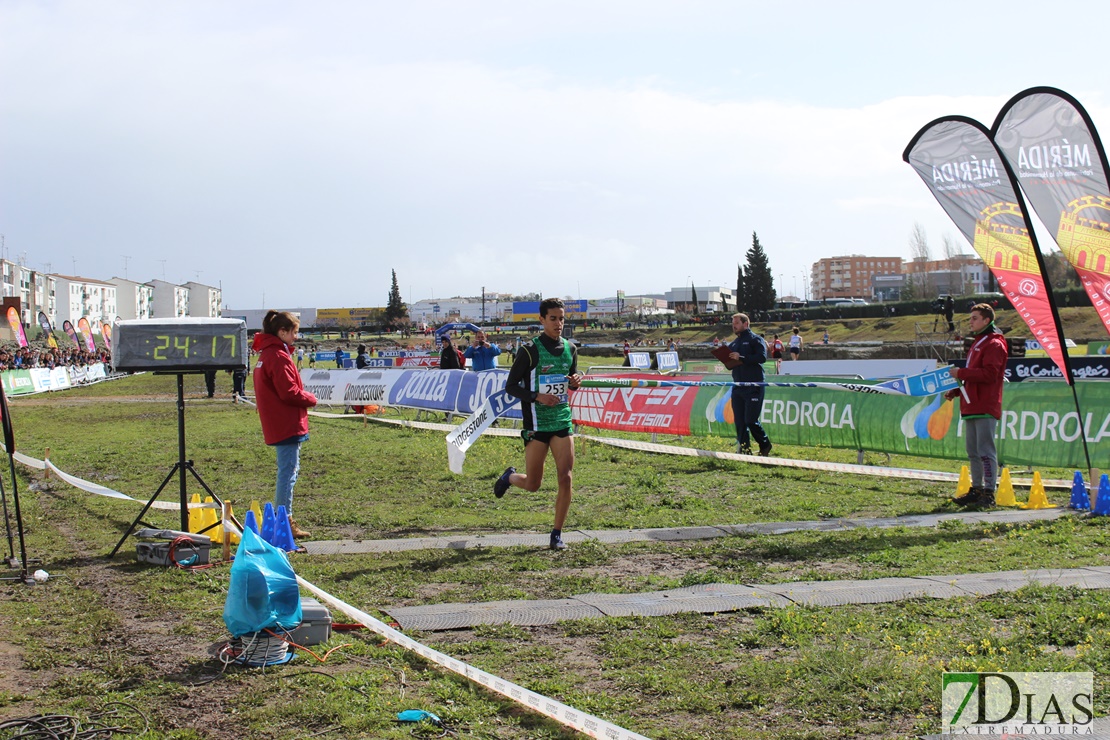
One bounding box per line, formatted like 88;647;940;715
1090;341;1109;356
1;369;35;396
688;374;1110;469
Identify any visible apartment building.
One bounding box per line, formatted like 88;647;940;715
810;256;903;301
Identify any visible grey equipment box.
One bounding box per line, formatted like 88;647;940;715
134;528;212;567
288;597;333;646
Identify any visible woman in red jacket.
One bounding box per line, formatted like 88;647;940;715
945;303;1008;508
253;310;317;538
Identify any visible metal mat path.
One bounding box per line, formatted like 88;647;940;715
302;506;1068;556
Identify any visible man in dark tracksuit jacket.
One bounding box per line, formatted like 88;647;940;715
727;313;772;456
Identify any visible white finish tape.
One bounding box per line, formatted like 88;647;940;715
295;577;652;740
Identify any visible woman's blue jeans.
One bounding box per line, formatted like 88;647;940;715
274;441;302;515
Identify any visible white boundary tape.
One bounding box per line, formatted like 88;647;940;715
12;438;644;737
316;411;1071;489
4;446;208;511
295;576;652;740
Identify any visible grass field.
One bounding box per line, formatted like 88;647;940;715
1;372;1108;739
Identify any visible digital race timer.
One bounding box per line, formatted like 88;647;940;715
112;318;249;372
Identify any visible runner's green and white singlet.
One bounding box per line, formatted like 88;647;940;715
530;335;574;432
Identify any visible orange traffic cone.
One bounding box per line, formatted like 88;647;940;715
1021;471;1055;509
995;468;1018;507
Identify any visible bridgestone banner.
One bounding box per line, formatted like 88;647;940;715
993;87;1110;338
904;116;1069;379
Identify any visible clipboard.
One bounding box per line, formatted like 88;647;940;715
711;345;740;370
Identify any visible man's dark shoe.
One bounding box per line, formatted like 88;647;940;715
758;441;773;457
952;487;984;506
549;532;567;551
493;467;515;499
964;490;996;510
738;443;752;455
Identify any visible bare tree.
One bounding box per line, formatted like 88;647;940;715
908;222;933;299
942;233;965;295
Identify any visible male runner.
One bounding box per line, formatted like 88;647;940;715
494;298;582;550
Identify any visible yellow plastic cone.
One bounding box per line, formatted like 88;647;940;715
225;503;240;545
1021;471;1055;509
250;499;263;527
202;496;223;543
187;493;203;534
955;465;971;497
995;468;1018;507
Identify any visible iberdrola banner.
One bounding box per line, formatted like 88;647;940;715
62;320;80;349
100;322;113;352
37;312;57;349
5;307;27;348
904;116;1069;380
76;317;96;352
992;87;1110;338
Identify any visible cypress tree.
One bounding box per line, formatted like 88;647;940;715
385;269;407;327
743;232;776;312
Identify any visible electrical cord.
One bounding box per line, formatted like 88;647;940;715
0;701;148;739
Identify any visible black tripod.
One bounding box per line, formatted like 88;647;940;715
0;383;36;584
110;373;223;557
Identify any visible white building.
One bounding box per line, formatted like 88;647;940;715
52;275;117;330
183;281;222;318
0;260;56;327
107;278;155;321
148;279;190;318
664;286;735;314
223;308;317;332
409;296;511;324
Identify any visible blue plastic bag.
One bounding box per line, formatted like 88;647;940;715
223;527;302;637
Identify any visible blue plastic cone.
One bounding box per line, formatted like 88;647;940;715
243;509;260;535
272;505;297;552
1069;471;1091;511
1093;474;1110;517
261;502;276;544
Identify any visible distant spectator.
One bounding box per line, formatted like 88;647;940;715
464;330;502;371
439;335;462;370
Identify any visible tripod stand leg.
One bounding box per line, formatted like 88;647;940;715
109;463;181;558
0;467;15;564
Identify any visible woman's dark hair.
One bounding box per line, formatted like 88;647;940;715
262;310;299;336
358;345;366;353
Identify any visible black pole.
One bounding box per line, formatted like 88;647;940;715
0;463;14;562
6;448;29;583
176;374;188;531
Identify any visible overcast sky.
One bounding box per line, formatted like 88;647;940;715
2;1;1108;310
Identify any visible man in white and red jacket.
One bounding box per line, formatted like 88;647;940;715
945;303;1008;508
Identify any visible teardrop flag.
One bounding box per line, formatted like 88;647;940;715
76;317;96;352
62;320;80;349
101;322;113;352
5;307;27;348
904;116;1070;381
37;311;57;349
992;87;1110;339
